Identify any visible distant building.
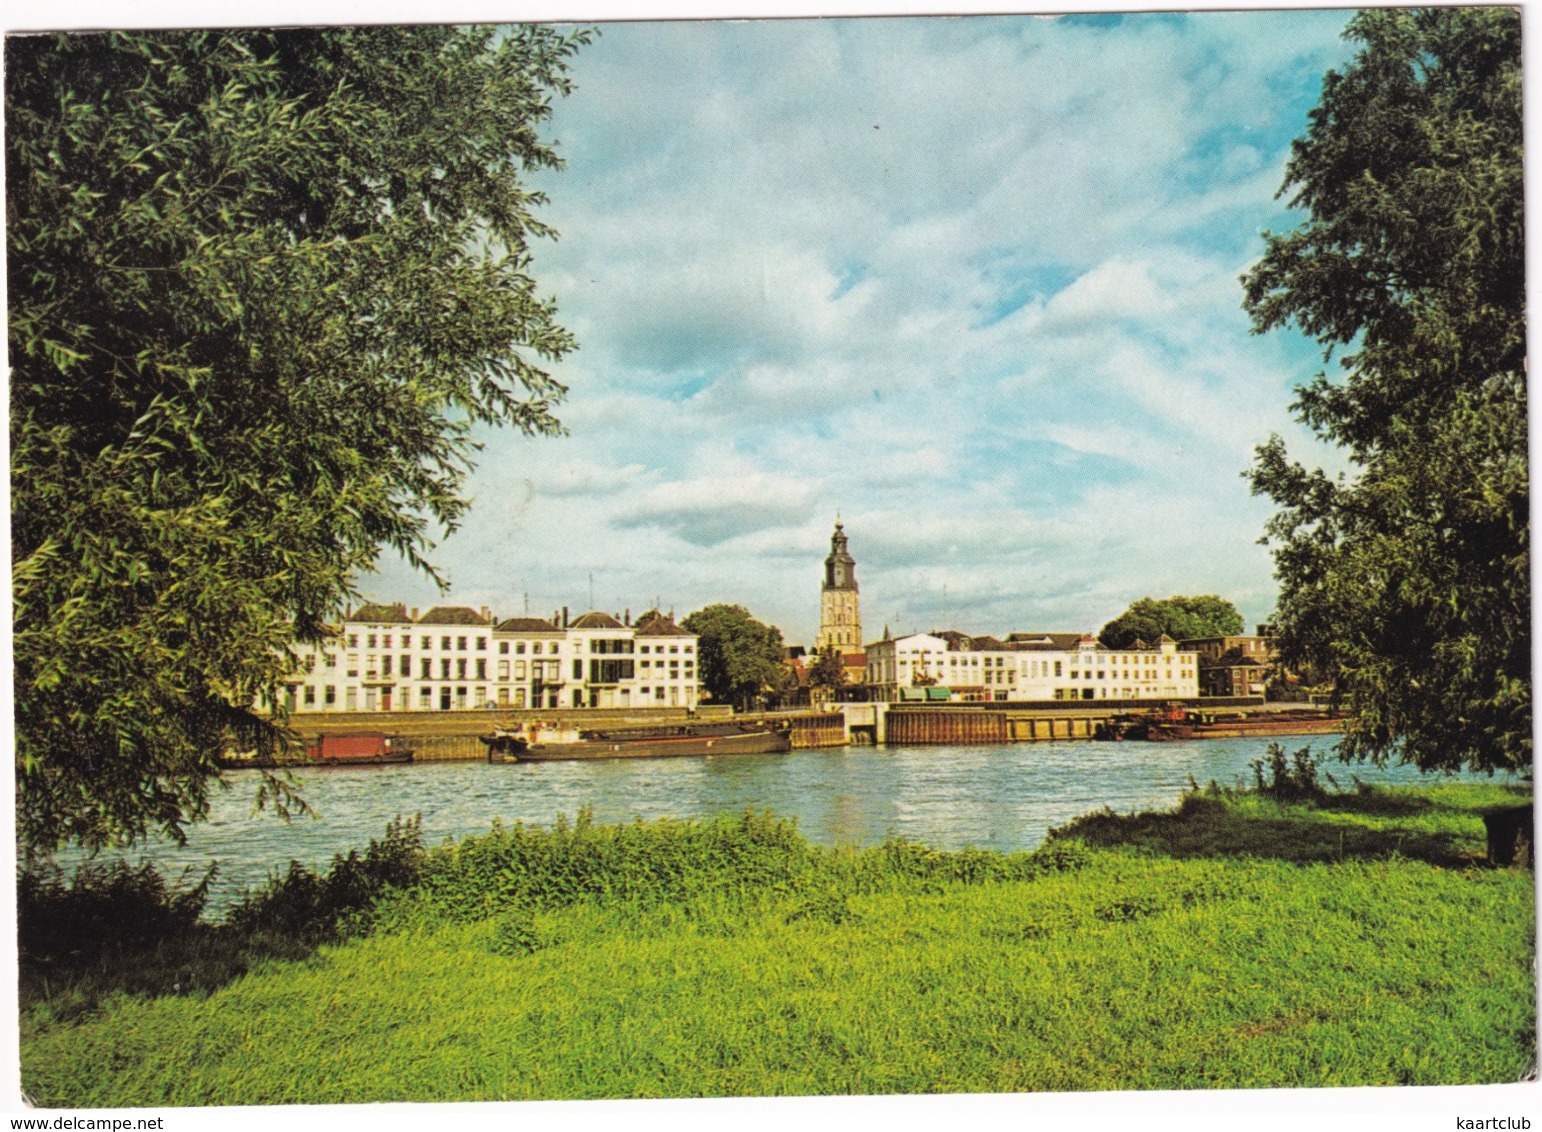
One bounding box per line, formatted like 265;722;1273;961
866;630;1198;702
815;521;862;655
280;603;697;713
1180;635;1278;698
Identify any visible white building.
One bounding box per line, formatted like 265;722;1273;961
865;629;1198;703
281;603;698;713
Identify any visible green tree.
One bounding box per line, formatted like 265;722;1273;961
808;647;847;696
681;605;787;712
1242;8;1526;773
1098;595;1245;650
8;26;588;853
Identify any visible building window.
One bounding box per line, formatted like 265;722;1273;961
442;636;452;650
420;658;431;680
457;636;467;651
422;636;432;650
419;687;432;708
383;634;393;648
457;659;467;680
367;634;377;648
303;686;315;706
499;642;509;655
476;637;487;651
440;658;450;679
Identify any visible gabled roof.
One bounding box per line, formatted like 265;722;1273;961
635;612;692;637
970;635;1006;652
497;617;559;633
418;606;491;626
348;602;413;624
570;610;624;630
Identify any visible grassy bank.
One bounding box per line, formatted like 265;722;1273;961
18;778;1536;1105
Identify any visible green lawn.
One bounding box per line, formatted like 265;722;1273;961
18;782;1536;1106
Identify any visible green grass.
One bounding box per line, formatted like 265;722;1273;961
18;783;1536;1106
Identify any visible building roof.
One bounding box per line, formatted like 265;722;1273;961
969;635;1006;652
348;602;413;624
417;606;491;626
496;617;559;633
635;612;692;637
570;610;625;630
1004;632;1088;651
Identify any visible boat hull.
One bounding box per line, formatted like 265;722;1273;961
219;750;415;769
488;728;791;762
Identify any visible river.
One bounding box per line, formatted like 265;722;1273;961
67;736;1507;910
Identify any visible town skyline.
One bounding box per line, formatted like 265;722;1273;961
346;9;1359;645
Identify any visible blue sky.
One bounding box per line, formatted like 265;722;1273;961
358;10;1359;644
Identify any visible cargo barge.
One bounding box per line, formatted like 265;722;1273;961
1099;707;1345;742
220;731;414;768
483;720;792;762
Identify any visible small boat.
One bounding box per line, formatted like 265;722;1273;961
220;731;414;769
483;719;792;762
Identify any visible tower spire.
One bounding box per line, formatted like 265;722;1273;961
816;519;862;655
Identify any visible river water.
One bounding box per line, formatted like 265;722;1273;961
89;735;1503;911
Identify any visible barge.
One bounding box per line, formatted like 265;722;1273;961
221;731;414;768
483;720;792;762
1099;707;1346;742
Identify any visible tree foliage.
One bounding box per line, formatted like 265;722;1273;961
1241;8;1526;773
1098;595;1245;650
681;605;787;712
8;26;588;852
809;647;848;691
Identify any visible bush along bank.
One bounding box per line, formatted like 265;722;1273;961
18;769;1536;1105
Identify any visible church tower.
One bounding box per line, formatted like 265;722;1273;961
815;521;862;653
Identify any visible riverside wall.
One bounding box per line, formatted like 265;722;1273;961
281;698;1289;759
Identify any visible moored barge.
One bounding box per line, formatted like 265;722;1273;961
1099;707;1346;742
220;731;414;768
483;720;792;762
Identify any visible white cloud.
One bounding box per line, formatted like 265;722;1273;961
363;11;1361;645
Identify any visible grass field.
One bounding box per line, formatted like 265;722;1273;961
17;775;1536;1106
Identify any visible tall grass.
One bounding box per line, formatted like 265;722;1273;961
18;780;1535;1105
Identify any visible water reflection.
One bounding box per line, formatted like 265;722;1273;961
79;737;1504;910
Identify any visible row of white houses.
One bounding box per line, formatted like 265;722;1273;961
279;603;701;713
281;603;1201;714
864;630;1199;702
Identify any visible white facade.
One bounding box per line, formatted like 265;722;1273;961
281;604;698;713
866;631;1199;703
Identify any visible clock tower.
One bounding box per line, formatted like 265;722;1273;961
815;521;862;654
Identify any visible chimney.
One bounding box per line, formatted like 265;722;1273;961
481;605;490;622
562;605;569;628
624;608;631;626
410;607;419;621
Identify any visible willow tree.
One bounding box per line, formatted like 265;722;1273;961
8;25;588;852
1243;8;1526;774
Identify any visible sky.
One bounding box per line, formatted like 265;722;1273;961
26;3;1367;647
360;9;1361;644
